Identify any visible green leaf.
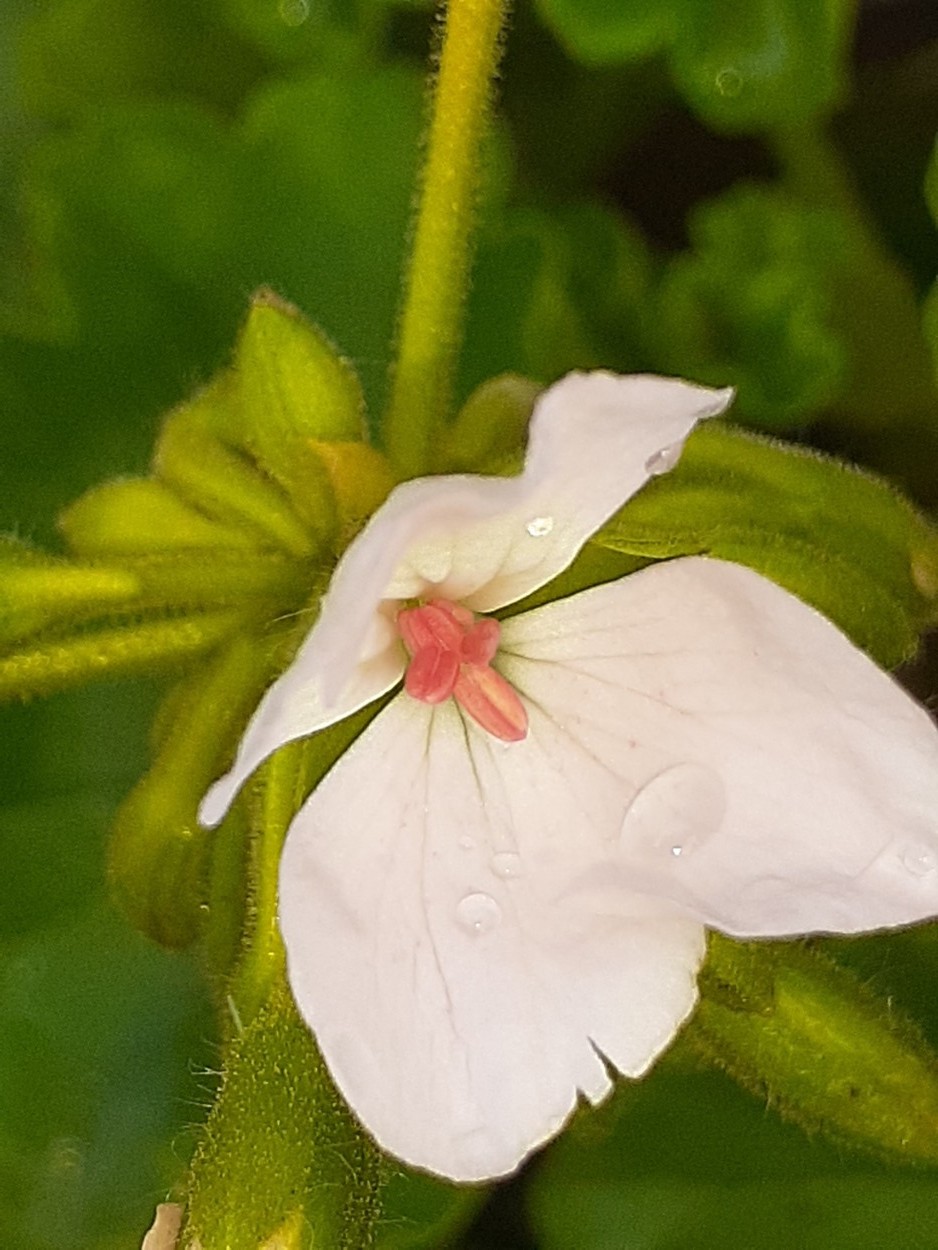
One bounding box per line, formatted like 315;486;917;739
533;0;675;64
15;0;262;121
529;1067;938;1250
651;185;847;431
377;1169;484;1249
11;67;424;418
923;137;938;385
0;903;213;1250
533;0;852;131
669;0;851;132
593;422;938;667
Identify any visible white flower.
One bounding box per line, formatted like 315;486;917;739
201;372;938;1183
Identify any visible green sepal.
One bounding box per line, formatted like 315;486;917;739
214;289;368;543
438;373;539;473
120;550;308;613
0;608;245;702
0;554;141;648
59;476;266;555
593;422;938;667
692;934;938;1166
109;630;283;948
183;981;384;1250
154;378;317;559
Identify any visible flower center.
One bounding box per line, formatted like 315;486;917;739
397;599;528;743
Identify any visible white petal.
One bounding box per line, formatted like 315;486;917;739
279;695;704;1182
199;622;403;827
499;557;938;937
309;373;732;701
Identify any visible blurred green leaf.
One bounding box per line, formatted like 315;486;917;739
16;0;263;119
529;1069;938;1250
533;0;675;64
6;65;424;427
594;421;938;668
378;1169;483;1249
0;903;213;1250
652;185;847;430
534;0;851;131
668;0;851;132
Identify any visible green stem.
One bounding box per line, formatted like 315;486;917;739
232;740;314;1028
383;0;510;478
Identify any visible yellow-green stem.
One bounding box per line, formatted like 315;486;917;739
384;0;510;477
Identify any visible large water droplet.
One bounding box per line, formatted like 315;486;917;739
900;843;937;878
644;442;683;476
620;762;725;859
456;891;502;934
491;851;522;879
715;67;743;97
279;0;309;25
526;515;554;538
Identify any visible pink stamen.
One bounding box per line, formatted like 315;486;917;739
397;599;528;743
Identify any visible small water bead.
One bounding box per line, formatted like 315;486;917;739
620;762;726;859
900;844;937;878
491;851;523;879
459;835;476;851
643;442;683;477
526;515;554;538
456;891;503;935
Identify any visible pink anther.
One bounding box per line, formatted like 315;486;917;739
397;599;528;743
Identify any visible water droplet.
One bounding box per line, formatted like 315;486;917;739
901;844;937;878
715;67;743;97
279;0;309;25
459;835;475;851
526;515;554;538
644;442;683;476
620;762;725;859
456;891;502;935
491;851;522;879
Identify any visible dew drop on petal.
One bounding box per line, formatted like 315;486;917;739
620;762;726;859
644;442;683;476
900;843;937;878
456;891;502;934
491;851;522;879
526;515;554;538
459;835;475;851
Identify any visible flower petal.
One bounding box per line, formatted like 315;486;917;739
499;557;938;937
279;695;705;1182
199;622;404;827
310;373;732;702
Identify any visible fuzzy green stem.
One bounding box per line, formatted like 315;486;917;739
384;0;510;477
